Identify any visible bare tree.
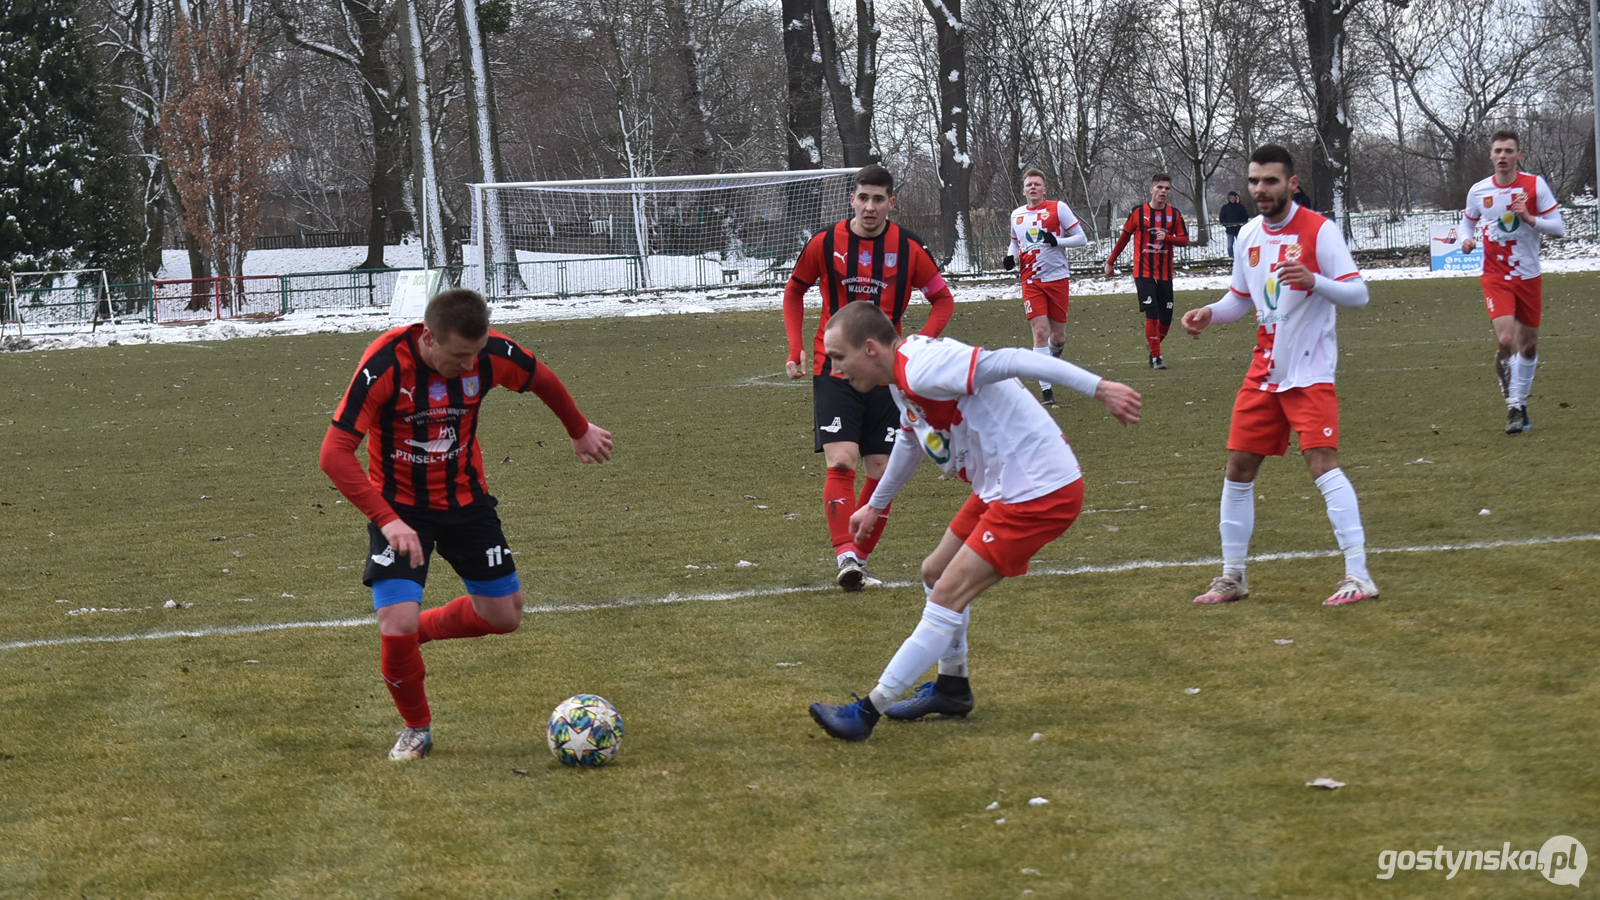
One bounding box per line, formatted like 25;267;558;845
783;0;824;169
814;0;879;165
921;0;972;267
274;0;406;269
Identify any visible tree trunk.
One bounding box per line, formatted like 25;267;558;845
404;0;445;264
813;0;877;166
456;0;520;293
922;0;971;268
782;0;824;170
1301;0;1352;222
665;0;715;174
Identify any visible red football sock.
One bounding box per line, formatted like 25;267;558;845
418;595;511;643
855;477;891;558
824;467;859;557
1158;319;1171;345
380;632;431;728
1145;318;1161;356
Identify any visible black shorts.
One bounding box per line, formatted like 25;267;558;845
363;503;517;587
812;375;899;455
1136;277;1175;321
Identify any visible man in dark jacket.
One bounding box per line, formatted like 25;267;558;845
1219;190;1249;257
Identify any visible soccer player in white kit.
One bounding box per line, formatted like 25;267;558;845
1179;145;1378;608
1002;168;1088;404
806;302;1142;741
1458;130;1565;434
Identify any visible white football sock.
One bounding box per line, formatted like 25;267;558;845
1220;479;1255;578
937;606;971;677
869;601;964;711
1509;354;1537;407
1315;468;1370;582
1034;344;1053;391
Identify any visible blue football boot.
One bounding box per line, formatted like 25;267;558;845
882;680;975;721
809;694;881;741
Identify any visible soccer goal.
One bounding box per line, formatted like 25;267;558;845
3;269;115;335
458;169;858;301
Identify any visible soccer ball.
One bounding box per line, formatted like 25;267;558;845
546;694;624;768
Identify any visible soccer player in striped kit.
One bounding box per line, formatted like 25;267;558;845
1458;130;1565;435
1003;168;1088;405
1180;145;1377;607
320;289;613;760
784;165;955;592
1106;173;1190;369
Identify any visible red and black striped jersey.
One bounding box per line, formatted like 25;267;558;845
786;220;951;376
1111;203;1190;281
331;324;557;511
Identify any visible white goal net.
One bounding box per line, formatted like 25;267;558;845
461;169;858;300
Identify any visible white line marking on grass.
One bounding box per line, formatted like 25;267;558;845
3;533;1595;652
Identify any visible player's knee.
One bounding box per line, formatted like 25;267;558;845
920;556;946;589
1521;341;1537;358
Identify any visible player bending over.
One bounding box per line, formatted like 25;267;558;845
806;302;1141;741
320;289;612;760
1458;130;1564;435
1003;167;1087;405
1180;145;1376;608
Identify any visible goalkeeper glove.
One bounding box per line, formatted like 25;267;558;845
1002;254;1015;271
1037;230;1058;246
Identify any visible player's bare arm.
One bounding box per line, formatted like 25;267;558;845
572;423;613;463
1095;381;1143;425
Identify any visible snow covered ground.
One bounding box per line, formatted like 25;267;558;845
7;249;1598;355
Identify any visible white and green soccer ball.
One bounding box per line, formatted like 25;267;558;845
547;694;623;768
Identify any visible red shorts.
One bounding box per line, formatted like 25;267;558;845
1022;279;1069;322
1481;274;1541;327
947;479;1084;577
1227;383;1340;457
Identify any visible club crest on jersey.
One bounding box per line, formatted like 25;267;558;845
1248;247;1261;267
428;380;448;403
1283;243;1303;263
463;375;480;398
858;249;873;267
884;252;897;269
1484;196;1495;209
1015;215;1024;224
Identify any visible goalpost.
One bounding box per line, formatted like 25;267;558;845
3;269;115;335
459;169;858;301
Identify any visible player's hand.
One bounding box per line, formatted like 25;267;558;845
1150;227;1167;243
785;359;804;379
1103;260;1116;278
849;504;883;544
1095;380;1142;426
380;519;424;568
1276;260;1316;290
1001;254;1015;271
1037;230;1058;246
1461;238;1476;254
1510;193;1530;218
572;423;613;463
1181;306;1212;337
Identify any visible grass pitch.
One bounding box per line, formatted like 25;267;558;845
1;273;1597;898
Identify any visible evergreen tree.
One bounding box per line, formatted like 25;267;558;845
0;0;139;281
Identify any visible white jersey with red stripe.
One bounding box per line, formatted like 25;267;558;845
1009;200;1080;284
1460;172;1558;280
1227;204;1362;392
890;335;1081;504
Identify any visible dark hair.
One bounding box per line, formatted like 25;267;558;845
1022;167;1047;183
1490;129;1520;148
424;288;490;341
854;164;895;196
1249;144;1295;176
826;300;897;349
1151;173;1173;184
